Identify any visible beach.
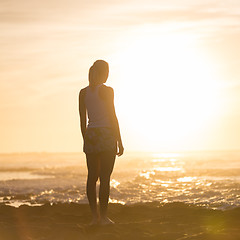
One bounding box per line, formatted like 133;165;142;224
0;202;239;240
0;152;239;239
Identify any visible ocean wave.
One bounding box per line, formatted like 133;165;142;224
0;152;239;209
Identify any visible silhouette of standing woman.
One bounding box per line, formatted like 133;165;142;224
79;60;124;225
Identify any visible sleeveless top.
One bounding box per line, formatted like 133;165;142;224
84;84;111;128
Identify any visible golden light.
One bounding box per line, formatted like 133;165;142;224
110;30;221;151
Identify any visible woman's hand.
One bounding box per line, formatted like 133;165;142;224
117;142;124;156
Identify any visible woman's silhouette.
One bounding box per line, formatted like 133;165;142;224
79;60;124;225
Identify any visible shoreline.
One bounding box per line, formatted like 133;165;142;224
0;202;239;240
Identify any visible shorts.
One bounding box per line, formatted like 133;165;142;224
83;127;117;154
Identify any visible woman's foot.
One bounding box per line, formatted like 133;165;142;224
100;216;115;225
89;215;100;226
89;219;99;226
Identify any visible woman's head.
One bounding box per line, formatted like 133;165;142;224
89;60;109;85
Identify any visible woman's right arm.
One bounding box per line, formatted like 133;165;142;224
101;86;124;156
79;88;87;139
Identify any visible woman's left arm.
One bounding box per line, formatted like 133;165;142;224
100;86;124;156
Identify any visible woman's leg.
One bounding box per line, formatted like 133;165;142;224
98;151;116;223
86;153;100;223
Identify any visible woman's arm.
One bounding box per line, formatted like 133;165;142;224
79;88;87;139
100;86;124;156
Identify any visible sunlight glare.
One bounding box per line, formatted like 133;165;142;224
111;31;221;150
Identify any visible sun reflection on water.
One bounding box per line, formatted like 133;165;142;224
152;153;182;158
139;171;155;179
110;179;120;188
109;198;126;205
154;167;182;172
177;177;196;182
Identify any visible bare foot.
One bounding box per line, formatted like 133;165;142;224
100;217;115;225
89;216;99;226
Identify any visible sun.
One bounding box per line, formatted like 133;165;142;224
109;32;221;151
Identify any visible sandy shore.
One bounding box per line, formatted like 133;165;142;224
0;202;239;240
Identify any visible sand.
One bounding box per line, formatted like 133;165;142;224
0;202;239;240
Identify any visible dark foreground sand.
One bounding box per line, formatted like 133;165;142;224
0;202;239;240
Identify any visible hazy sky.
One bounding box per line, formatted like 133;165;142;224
1;0;240;152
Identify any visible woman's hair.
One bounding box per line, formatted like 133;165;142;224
89;60;109;85
88;66;94;84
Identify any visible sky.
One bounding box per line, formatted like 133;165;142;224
0;0;240;152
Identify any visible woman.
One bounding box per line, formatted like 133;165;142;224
79;60;124;225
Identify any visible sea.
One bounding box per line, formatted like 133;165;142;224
0;151;239;210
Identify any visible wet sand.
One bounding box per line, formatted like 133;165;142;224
0;202;239;240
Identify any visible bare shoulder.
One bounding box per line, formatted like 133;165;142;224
79;87;88;107
99;85;114;99
79;87;88;98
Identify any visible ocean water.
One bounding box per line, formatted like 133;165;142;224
0;151;239;209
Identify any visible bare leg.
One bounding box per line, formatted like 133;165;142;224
99;151;116;224
86;153;100;224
